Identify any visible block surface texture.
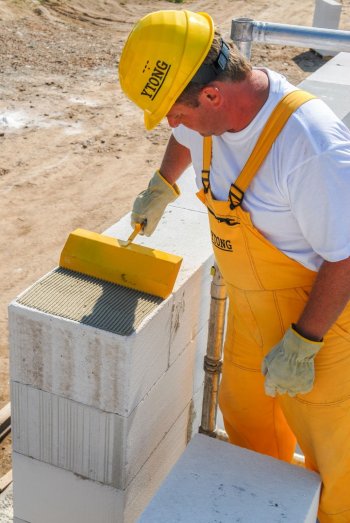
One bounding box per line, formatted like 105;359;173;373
138;434;321;523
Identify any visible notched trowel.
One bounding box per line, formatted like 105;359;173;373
59;224;182;299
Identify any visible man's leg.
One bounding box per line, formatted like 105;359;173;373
219;356;296;461
280;326;350;523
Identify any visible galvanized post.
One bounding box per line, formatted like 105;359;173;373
231;17;254;59
199;264;227;440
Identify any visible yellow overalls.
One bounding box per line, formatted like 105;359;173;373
197;91;350;522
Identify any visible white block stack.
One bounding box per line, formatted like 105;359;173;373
9;172;214;523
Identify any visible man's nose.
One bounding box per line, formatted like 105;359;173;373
166;114;180;128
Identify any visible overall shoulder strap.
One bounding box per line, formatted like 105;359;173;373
202;136;212;193
229;90;316;207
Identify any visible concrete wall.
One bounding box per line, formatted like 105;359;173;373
9;173;214;523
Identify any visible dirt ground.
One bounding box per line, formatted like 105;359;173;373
0;0;349;476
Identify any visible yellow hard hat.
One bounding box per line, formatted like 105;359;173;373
118;10;214;130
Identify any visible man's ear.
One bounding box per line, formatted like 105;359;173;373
199;86;222;108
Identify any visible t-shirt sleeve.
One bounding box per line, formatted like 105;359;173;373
286;143;350;262
172;125;190;147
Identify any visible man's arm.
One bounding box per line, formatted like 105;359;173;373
130;135;191;236
160;134;192;184
262;256;350;397
295;257;350;341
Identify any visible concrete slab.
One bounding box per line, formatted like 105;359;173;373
300;52;350;85
300;80;350;126
299;53;350;128
138;434;321;523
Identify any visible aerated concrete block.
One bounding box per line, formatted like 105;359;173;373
138;434;321;523
312;0;342;56
11;328;201;489
12;452;124;523
12;403;192;523
9;300;172;416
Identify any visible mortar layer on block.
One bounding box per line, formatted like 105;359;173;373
16;267;162;336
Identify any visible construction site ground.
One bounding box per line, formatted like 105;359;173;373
1;0;349;478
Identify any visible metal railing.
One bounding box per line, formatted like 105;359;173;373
231;18;350;59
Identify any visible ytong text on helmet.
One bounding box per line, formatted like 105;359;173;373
141;60;171;100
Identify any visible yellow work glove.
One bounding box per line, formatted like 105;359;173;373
262;326;323;397
131;170;180;236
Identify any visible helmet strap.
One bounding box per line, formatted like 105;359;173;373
191;39;230;84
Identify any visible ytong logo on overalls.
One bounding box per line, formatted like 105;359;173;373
141;60;171;100
211;232;233;252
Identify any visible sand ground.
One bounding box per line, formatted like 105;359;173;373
0;0;349;476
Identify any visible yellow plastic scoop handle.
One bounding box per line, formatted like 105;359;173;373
124;223;143;247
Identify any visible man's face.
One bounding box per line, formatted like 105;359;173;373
166;90;226;136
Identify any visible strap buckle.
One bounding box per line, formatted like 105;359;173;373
202;169;210;194
207;206;240;227
229;183;244;209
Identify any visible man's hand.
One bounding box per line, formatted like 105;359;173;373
131;170;180;236
262;326;323;397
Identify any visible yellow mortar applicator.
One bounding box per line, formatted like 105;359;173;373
59;223;183;299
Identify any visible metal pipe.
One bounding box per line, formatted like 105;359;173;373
231;18;350;54
199;264;227;438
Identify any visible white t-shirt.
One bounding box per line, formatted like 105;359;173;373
172;69;350;271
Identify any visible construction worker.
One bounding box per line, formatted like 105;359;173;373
119;10;350;523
